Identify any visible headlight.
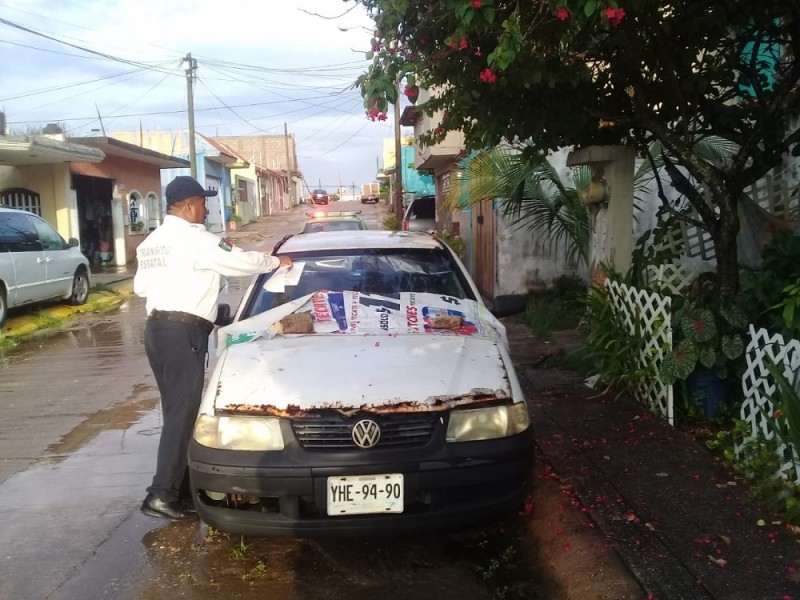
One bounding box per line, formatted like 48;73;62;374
193;414;284;450
446;403;530;442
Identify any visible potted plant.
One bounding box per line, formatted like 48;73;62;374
227;214;242;231
659;273;747;416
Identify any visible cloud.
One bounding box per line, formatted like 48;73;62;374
0;0;400;186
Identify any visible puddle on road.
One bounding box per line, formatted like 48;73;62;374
42;387;158;463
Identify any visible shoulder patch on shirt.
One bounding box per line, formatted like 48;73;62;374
218;238;234;252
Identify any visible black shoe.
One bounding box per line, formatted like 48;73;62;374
140;493;197;521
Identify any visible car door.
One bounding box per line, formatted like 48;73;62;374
29;214;76;299
0;211;46;305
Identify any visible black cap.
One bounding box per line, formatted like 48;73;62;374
165;176;218;204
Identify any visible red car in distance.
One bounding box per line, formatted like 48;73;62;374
310;189;329;205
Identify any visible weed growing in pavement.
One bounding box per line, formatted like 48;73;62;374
204;525;228;544
519;274;585;341
241;560;268;582
0;335;18;353
230;536;250;560
382;213;399;230
34;313;62;329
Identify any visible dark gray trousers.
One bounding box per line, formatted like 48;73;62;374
144;319;209;502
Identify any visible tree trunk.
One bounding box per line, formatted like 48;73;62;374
712;192;740;299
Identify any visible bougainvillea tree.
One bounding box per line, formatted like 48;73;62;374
353;0;800;297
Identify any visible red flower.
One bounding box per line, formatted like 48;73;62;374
555;7;570;20
403;85;419;98
474;48;482;57
470;0;482;8
604;7;626;26
366;106;388;122
371;43;381;52
434;126;444;136
774;409;784;419
459;38;468;49
479;68;497;84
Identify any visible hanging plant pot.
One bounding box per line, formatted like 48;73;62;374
577;180;607;206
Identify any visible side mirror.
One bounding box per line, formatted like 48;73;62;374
490;294;526;318
68;237;80;248
215;303;234;326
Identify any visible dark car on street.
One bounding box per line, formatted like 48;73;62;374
310;189;329;205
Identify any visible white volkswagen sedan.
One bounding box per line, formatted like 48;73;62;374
188;231;532;537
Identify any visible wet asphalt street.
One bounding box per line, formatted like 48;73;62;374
0;201;643;600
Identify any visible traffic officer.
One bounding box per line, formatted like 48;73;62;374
134;175;291;520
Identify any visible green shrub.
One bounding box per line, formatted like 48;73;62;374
437;230;466;258
382;213;399;231
520;275;585;341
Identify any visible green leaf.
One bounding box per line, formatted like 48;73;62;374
699;346;717;369
483;7;496;23
680;308;717;343
584;0;597;17
721;334;744;360
464;10;474;26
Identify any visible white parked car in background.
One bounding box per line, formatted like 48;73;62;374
0;206;91;327
188;230;531;537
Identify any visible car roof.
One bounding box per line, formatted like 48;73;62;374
276;230;444;253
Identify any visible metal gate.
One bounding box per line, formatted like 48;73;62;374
0;187;42;215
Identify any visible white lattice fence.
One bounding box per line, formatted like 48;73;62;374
605;280;674;425
645;263;703;297
739;326;800;485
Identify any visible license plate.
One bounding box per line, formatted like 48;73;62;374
326;473;404;516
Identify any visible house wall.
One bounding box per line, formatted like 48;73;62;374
0;163;77;239
495;211;587;294
72;155;163;264
215;134;297;174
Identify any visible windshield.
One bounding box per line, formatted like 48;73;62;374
241;248;474;318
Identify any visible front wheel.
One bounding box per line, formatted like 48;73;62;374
0;289;7;328
69;270;90;305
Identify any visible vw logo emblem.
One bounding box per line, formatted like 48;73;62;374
352;419;381;448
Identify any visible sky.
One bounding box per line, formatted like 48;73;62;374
0;0;403;192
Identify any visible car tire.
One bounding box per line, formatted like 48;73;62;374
69;270;90;305
0;288;7;328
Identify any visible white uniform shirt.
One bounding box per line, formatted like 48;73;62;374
134;215;280;322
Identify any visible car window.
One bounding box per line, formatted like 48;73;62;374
0;211;42;252
242;248;474;318
30;215;67;250
409;197;436;219
302;221;363;233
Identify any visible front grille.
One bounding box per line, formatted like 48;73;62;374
291;413;439;450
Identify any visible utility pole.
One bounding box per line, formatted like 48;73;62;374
393;82;404;223
185;53;198;178
284;123;294;207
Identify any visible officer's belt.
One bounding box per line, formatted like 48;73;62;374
148;310;214;335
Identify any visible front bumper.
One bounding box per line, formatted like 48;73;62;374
188;426;533;537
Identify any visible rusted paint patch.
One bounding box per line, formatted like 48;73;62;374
219;388;511;417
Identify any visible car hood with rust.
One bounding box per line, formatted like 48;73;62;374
205;333;516;416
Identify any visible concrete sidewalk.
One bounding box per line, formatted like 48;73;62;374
506;319;800;599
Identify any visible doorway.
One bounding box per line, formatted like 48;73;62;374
74;174;113;266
